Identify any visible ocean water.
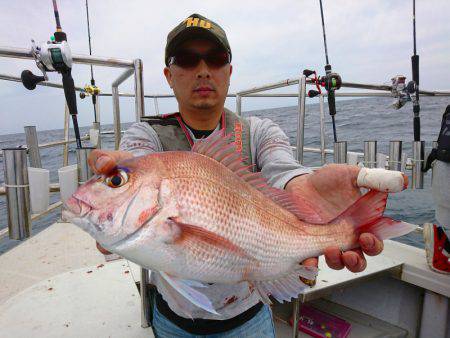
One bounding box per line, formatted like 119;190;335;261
1;96;447;253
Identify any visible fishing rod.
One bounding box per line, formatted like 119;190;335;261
409;0;420;142
21;0;82;148
304;0;342;143
82;0;100;123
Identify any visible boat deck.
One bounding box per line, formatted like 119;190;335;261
0;222;449;337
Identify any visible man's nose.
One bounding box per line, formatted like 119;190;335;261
195;59;211;79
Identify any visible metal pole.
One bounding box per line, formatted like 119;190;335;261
3;148;31;240
134;59;145;121
236;94;242;116
63;104;70;167
153;97;160;115
0;46;135;68
112;85;121;150
296;75;307;164
76;148;94;184
292;298;300;338
140;268;150;328
111;68;134;150
388;141;403;171
333;141;347;164
412;141;424;189
364;141;377;168
319;94;326;165
24;126;42;168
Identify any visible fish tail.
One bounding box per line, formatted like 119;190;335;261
336;190;417;240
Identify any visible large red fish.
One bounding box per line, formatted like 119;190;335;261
63;132;415;314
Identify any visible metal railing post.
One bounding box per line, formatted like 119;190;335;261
412;141;424;189
153;97;160;115
334;141;348;164
388;141;403;171
140;268;151;328
296;75;307;163
24;126;42;168
134;59;145;121
76;148;94;184
3;147;31;239
364;141;377;168
112;68;134;150
236;94;242;116
319;94;326;165
63;104;70;166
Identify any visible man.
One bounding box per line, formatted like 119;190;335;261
90;14;391;337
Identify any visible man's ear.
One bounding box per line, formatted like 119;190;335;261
229;64;233;76
163;67;173;88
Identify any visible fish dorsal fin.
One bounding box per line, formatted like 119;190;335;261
192;131;325;224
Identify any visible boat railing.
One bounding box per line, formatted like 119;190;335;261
2;46;450;328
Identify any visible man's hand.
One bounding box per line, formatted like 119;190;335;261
88;149;134;175
286;164;407;273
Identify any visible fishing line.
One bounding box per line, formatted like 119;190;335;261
318;0;339;143
85;0;98;123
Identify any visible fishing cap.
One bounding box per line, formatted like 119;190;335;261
165;13;232;66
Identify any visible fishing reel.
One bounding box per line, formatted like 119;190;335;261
21;37;73;90
303;68;342;101
80;84;100;99
390;75;412;110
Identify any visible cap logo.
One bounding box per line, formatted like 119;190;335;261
185;17;212;29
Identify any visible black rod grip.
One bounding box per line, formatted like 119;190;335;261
61;70;78;116
411;55;419;85
414;116;420;142
303;69;315;77
327;90;336;116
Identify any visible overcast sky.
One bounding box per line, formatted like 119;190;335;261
1;0;449;134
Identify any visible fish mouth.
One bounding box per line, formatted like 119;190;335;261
63;196;102;232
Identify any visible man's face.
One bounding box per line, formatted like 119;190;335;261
164;39;232;114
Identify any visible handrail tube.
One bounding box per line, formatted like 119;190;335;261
111;68;134;149
133;59;145;121
0;46;134;68
296;76;307;164
319;95;326;165
1;74;449;97
237;78;299;96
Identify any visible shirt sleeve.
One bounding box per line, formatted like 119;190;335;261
119;122;163;156
248;116;312;189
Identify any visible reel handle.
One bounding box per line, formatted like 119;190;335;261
21;70;45;90
308;90;321;98
303;69;315;77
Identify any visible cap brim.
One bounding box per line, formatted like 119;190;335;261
167;27;227;57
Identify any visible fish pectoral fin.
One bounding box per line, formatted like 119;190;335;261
159;272;219;315
168;217;251;259
254;265;318;304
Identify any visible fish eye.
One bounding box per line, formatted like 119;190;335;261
105;169;129;188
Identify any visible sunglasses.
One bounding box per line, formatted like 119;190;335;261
168;50;231;69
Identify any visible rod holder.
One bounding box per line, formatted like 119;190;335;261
24;126;42;168
3;148;31;240
333;141;347;164
76;147;95;184
388;141;403;171
364;141;377;168
412;141;425;189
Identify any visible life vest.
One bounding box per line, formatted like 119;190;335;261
141;108;254;169
424;105;450;171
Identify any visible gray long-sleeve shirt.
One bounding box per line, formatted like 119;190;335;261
119;116;312;320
